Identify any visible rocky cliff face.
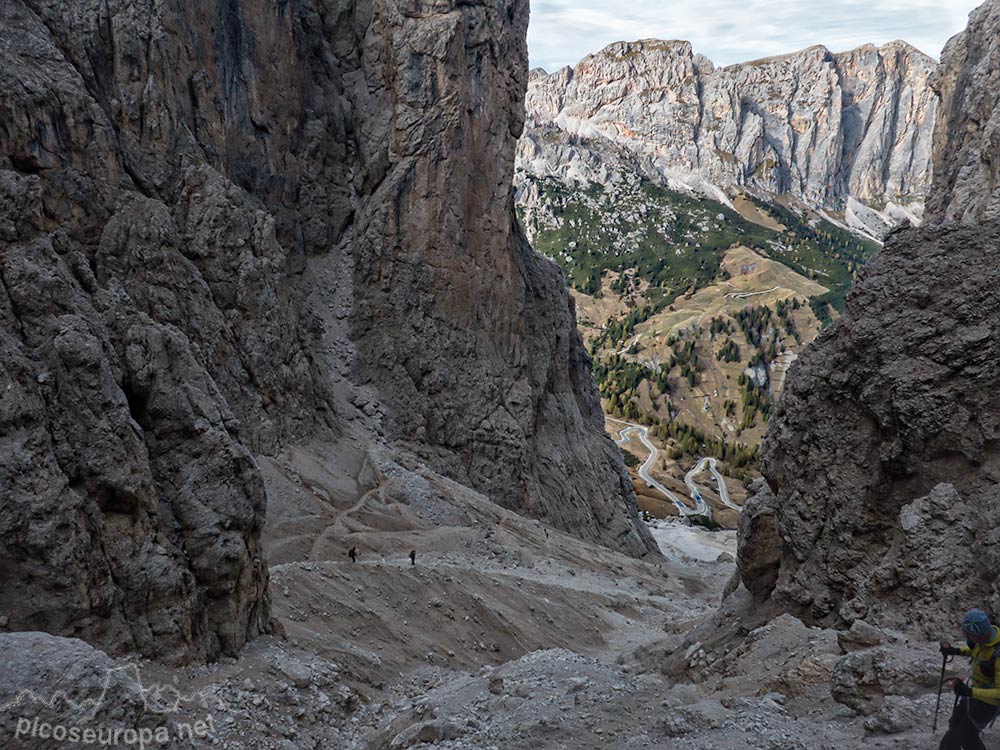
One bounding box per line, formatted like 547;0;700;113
736;0;1000;636
738;221;1000;633
519;40;937;234
0;0;654;663
927;1;1000;223
345;1;654;558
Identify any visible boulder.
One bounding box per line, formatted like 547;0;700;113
736;479;782;601
0;633;197;750
863;695;934;735
831;640;940;715
390;720;462;750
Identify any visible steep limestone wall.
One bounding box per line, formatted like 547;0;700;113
521;40;936;222
0;0;654;663
927;1;1000;223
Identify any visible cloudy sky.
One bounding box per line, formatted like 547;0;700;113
529;0;983;71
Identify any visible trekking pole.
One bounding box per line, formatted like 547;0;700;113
934;652;951;732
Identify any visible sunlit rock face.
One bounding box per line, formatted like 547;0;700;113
520;39;937;235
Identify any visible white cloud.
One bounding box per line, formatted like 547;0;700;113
528;0;983;71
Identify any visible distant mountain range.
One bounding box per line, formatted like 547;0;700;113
517;39;937;240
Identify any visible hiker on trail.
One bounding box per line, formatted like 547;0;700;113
939;609;1000;750
409;550;416;566
347;547;357;563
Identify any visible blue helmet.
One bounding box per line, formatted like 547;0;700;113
961;609;993;639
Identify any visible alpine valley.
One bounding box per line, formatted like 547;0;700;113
515;39;939;524
4;0;1000;747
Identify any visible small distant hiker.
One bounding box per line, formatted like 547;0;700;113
347;546;357;563
938;609;1000;750
409;549;416;566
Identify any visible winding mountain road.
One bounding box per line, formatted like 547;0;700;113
723;286;780;300
684;457;742;512
609;418;710;517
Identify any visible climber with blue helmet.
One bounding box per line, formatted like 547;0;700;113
938;609;1000;749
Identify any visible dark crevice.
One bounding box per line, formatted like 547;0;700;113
122;380;149;426
9;154;43;174
187;74;201;143
121;157;155;198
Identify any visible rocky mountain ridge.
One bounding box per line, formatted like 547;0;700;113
0;0;654;665
927;0;1000;223
518;38;938;238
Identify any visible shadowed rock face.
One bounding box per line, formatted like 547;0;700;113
736;0;1000;636
0;0;654;661
741;220;1000;634
927;0;1000;224
346;0;654;557
0;0;338;663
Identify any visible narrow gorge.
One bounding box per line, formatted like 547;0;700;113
0;0;654;666
0;0;997;749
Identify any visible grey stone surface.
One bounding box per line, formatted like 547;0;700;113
342;0;655;558
730;0;1000;645
0;0;341;663
734;0;1000;630
831;639;940;715
0;633;199;750
928;0;1000;223
738;218;1000;634
0;0;655;663
735;478;781;602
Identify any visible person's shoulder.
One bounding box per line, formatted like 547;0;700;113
989;627;1000;649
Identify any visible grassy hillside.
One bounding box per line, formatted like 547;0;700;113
518;175;880;320
516;172;880;522
583;247;827;484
